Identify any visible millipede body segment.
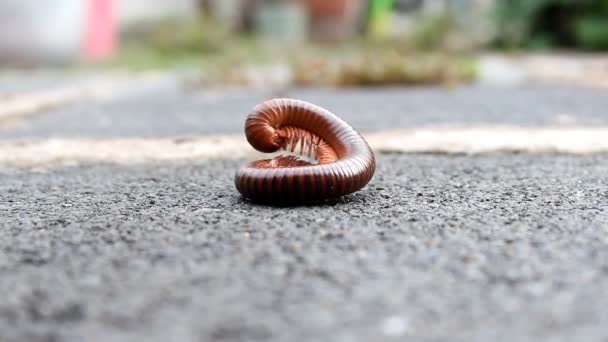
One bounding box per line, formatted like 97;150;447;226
234;98;375;204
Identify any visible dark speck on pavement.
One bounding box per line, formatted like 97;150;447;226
1;154;608;341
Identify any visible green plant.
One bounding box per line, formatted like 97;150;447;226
291;47;476;87
575;15;608;50
412;11;455;50
494;0;608;50
495;0;560;49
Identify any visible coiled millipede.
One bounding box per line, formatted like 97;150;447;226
234;98;376;204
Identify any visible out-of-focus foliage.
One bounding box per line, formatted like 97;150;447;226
575;13;608;49
291;49;475;87
103;3;477;87
110;14;239;69
495;0;608;50
411;11;456;50
110;11;476;87
195;41;476;88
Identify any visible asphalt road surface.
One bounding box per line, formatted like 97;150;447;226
2;154;608;342
3;84;608;139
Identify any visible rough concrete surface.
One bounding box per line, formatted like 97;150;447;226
2;154;608;342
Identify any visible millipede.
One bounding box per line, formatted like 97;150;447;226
234;98;376;204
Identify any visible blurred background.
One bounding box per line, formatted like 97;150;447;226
0;0;606;88
3;3;608;341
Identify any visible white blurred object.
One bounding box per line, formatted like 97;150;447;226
117;0;199;27
0;0;199;65
0;0;84;64
477;55;528;87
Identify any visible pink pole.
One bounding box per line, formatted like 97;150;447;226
83;0;116;60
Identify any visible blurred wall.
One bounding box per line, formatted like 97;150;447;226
0;0;84;64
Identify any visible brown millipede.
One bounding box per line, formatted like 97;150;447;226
234;98;376;204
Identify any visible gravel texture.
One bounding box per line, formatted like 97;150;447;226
2;85;608;139
1;154;608;342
